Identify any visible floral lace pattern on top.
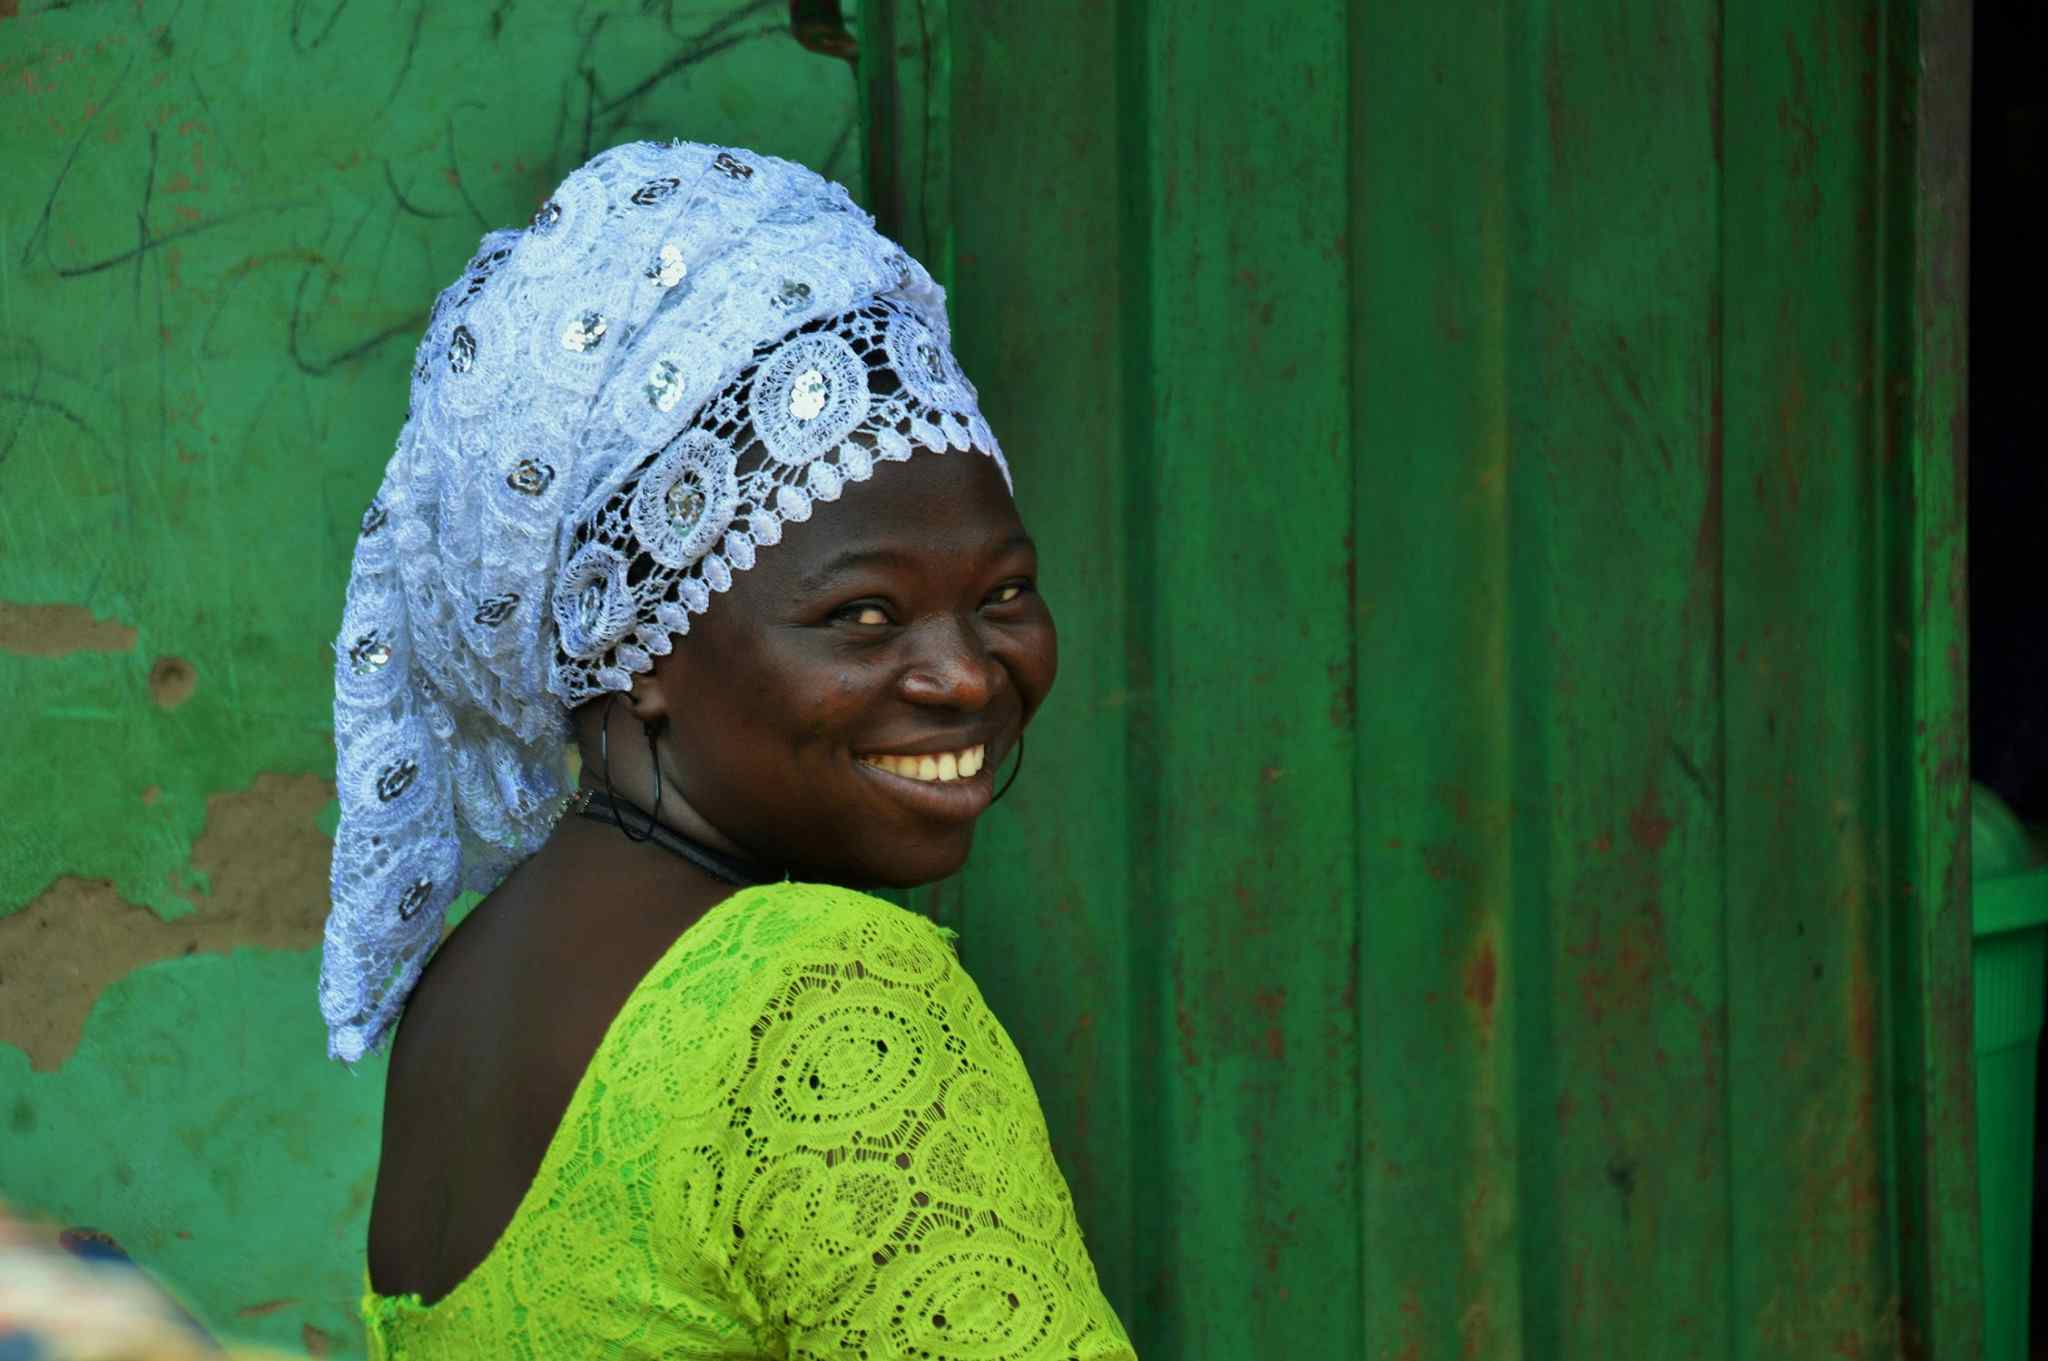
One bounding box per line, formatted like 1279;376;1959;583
362;882;1136;1361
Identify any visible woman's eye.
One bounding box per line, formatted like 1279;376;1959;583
836;603;892;626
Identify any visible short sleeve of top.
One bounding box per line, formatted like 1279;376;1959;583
651;882;1137;1361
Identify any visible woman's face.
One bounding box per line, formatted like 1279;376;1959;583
648;450;1056;886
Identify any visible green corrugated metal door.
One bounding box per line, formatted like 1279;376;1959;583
861;2;1978;1357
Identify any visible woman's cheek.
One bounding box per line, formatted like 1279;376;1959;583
1020;622;1059;714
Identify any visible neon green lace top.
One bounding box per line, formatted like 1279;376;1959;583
362;881;1137;1360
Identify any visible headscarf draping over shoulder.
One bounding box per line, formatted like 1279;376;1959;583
320;141;1005;1062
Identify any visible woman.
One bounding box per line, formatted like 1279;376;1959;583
320;141;1136;1358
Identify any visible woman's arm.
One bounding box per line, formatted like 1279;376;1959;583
703;889;1136;1360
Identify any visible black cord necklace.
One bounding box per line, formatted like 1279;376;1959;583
567;788;779;887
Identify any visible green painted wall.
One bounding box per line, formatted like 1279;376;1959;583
867;1;1980;1357
0;2;856;1354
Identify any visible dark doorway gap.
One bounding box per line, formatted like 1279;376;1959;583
1971;1;2048;1354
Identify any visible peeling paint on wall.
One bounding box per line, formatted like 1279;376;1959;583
0;601;137;656
1;774;333;1071
0;949;387;1355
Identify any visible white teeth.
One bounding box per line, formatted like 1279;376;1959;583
863;743;988;784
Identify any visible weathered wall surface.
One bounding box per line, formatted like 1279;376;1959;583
0;2;854;1353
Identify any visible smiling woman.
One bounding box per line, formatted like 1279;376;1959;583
318;141;1131;1359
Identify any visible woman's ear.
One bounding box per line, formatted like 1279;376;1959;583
622;668;669;726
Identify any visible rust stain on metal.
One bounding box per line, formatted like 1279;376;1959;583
0;773;334;1071
1421;842;1476;881
0;601;136;656
1170;948;1199;1069
1462;936;1498;1038
1251;986;1286;1062
1065;1006;1096;1146
1571;898;1670;1027
1627;786;1676;854
1543;26;1572;169
1848;953;1878;1068
1394;1284;1424;1361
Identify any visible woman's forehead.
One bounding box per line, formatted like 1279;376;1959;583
746;452;1026;587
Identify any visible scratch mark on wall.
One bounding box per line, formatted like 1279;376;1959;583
0;773;334;1071
382;157;450;219
0;387;93;437
289;0;353;54
382;1;426;110
0;601;137;656
17;49;135;272
133;128;159;308
820;110;856;181
184;69;214;120
52;209;254;280
286;261;425;376
443;110;494;230
1667;737;1713;804
596;6;785;119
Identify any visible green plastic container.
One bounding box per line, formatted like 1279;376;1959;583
1974;783;2048;1361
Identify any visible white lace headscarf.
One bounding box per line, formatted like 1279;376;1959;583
321;141;1005;1062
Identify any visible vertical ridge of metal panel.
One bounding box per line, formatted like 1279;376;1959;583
1127;7;1362;1353
1719;0;1934;1350
1354;5;1525;1356
1511;0;1732;1353
1713;5;1740;1354
1886;0;1980;1346
1504;3;1553;1357
1116;0;1169;1344
1344;0;1373;1352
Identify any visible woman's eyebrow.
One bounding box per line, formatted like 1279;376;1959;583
795;532;1035;596
796;546;922;596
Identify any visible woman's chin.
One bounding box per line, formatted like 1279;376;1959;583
855;831;977;890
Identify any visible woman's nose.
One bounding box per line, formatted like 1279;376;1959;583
898;615;1003;710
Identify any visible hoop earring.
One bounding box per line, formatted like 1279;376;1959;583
990;731;1025;804
601;694;661;842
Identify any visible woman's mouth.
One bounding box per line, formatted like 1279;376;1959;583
857;743;986;782
854;742;996;822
